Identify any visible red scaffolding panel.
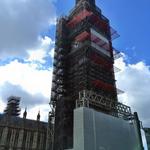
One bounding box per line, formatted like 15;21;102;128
67;9;93;28
89;14;108;33
75;31;90;42
92;80;114;92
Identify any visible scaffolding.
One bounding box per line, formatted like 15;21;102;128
50;1;125;150
76;90;132;119
4;96;21;117
67;9;93;28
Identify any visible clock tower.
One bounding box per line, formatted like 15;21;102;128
49;0;134;149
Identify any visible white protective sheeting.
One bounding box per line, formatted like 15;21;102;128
73;107;142;150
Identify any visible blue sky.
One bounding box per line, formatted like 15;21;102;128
0;0;149;148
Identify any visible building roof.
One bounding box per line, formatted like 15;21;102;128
0;114;47;131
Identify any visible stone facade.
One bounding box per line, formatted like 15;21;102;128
0;114;48;150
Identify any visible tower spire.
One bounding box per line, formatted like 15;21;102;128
76;0;95;6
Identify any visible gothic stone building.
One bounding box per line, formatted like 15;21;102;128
0;114;48;150
0;115;47;150
0;96;48;150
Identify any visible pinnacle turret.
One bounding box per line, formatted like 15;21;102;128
23;108;27;119
37;111;40;121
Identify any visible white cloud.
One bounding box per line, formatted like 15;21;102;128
0;0;56;59
28;49;47;64
0;82;49;107
0;59;53;121
0;59;52;97
115;56;150;127
27;36;55;63
0;0;56;121
49;48;55;59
